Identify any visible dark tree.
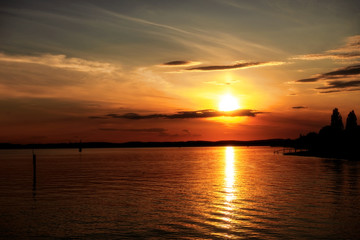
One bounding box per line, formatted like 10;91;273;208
345;110;357;130
331;108;344;130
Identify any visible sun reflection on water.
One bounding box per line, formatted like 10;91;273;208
211;146;238;231
225;146;235;203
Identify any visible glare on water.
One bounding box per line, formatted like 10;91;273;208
225;146;235;202
0;147;359;239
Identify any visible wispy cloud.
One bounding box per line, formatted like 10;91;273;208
95;7;191;35
91;109;263;120
0;53;117;73
185;61;284;72
294;35;360;61
296;64;360;82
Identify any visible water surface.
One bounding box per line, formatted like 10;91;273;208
0;147;359;239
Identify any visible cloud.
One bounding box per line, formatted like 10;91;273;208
296;64;360;93
186;61;284;72
319;88;360;94
296;64;360;82
92;109;262;120
292;106;307;109
98;7;191;35
296;77;319;83
322;64;360;77
316;80;360;90
0;53;117;73
294;35;360;60
318;90;342;94
162;60;191;66
159;60;202;68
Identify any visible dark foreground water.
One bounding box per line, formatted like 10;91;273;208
0;147;359;239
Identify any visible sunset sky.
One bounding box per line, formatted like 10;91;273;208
1;0;360;144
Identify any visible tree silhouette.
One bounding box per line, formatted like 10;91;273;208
294;107;360;160
345;110;357;130
331;108;344;130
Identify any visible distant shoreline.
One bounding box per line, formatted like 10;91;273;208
0;139;293;150
285;150;359;161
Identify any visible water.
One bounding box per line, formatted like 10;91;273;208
0;146;359;239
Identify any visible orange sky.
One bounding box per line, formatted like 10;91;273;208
0;0;359;144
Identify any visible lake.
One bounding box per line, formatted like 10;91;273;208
0;146;359;239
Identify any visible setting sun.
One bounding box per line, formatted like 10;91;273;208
219;94;240;111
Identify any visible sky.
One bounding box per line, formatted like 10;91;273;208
1;0;360;144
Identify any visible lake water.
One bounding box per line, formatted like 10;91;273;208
0;146;359;239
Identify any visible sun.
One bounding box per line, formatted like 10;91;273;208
218;94;240;111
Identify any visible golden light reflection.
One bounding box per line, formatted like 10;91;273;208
225;146;235;203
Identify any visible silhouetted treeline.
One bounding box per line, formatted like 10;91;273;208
294;108;360;160
0;139;294;150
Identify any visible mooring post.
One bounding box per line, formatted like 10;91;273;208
32;151;36;190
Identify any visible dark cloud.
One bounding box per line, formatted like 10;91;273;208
93;109;262;120
316;80;360;90
347;88;360;92
297;77;319;83
319;87;360;94
163;60;191;66
296;64;360;83
292;106;307;109
187;62;263;71
323;64;360;77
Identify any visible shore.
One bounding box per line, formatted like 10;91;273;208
285;150;360;161
0;139;294;149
